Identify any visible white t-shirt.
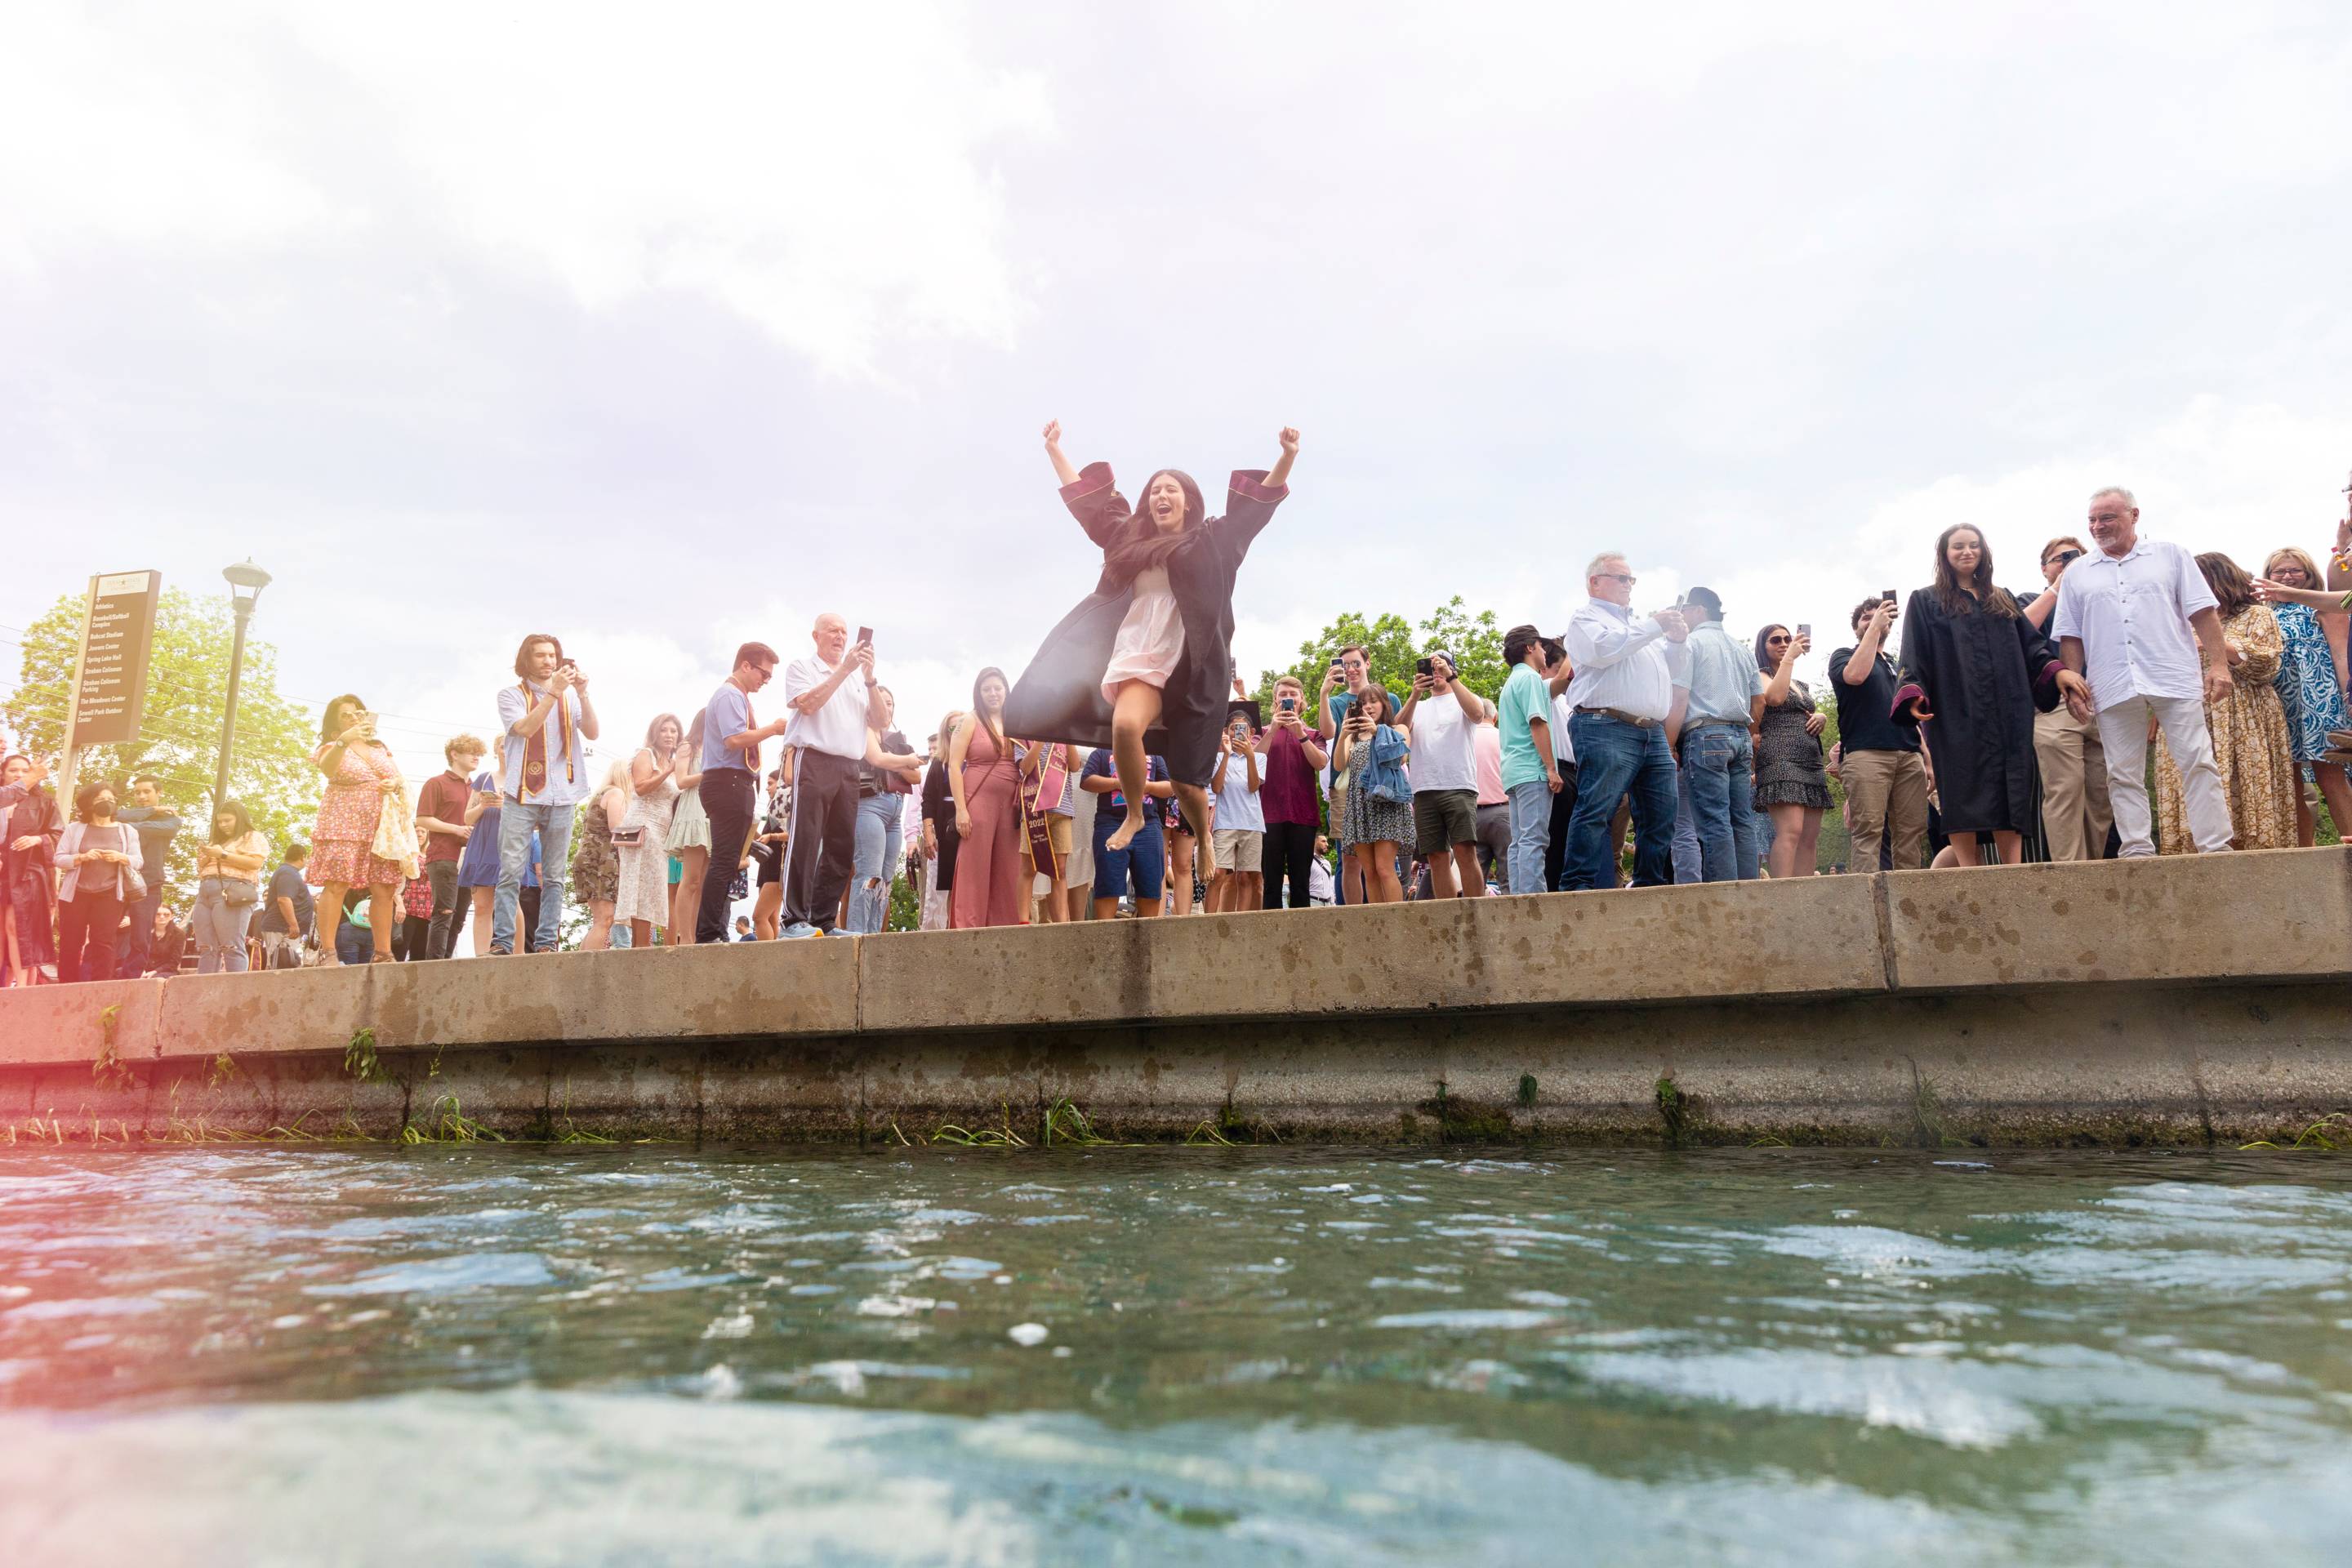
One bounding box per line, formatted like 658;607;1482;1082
1551;694;1577;764
1408;688;1479;793
1213;746;1265;832
781;654;871;760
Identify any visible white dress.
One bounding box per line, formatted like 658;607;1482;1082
1099;564;1187;702
616;765;681;926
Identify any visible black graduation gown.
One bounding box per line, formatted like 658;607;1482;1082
1893;588;2062;835
1003;462;1288;788
0;782;62;973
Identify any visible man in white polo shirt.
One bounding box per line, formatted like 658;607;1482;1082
2052;486;2235;857
779;613;888;938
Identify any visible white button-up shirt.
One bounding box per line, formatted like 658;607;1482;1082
2051;537;2216;711
782;655;872;760
1561;599;1692;723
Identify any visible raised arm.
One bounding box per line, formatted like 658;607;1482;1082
1265;426;1299;491
1042;420;1080;488
1763;630;1806;706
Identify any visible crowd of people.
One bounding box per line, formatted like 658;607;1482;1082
2;452;2348;983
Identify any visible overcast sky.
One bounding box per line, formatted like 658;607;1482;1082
5;0;2350;786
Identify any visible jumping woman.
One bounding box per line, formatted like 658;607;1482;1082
1005;421;1298;858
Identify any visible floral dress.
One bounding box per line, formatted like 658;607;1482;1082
2270;602;2350;769
570;795;621;906
1339;725;1414;847
2156;604;2297;852
307;740;407;888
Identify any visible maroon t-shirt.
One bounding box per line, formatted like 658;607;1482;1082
416;771;474;864
1258;724;1322;827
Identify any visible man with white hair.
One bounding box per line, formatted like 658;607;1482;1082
778;613;889;938
1557;553;1691;889
2052;487;2235;856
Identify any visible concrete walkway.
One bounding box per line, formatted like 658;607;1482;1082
2;849;2345;1147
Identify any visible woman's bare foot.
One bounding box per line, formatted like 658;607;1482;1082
1103;808;1147;853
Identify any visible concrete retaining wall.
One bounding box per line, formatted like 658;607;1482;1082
2;849;2345;1147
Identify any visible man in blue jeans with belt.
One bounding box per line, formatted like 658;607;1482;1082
1557;552;1690;890
1670;587;1766;882
491;632;599;955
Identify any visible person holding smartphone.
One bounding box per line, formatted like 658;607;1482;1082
1207;709;1264;912
1829;594;1929;871
492;633;600;955
1256;675;1327;907
776;615;888;939
1400;650;1487;898
305;694;407;964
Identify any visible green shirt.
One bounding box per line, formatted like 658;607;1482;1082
1498;663;1552;791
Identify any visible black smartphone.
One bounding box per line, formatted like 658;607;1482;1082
1881;589;1896;604
856;626;873;646
1414;657;1434;677
1277;695;1297;715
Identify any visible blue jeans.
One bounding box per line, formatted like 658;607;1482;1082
846;792;904;935
1681;723;1762;883
493;800;574;952
1505;778;1553;895
193;877;256;973
1672;764;1703;885
1561;714;1678;890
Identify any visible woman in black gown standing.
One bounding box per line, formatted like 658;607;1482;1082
1893;524;2092;866
1006;421;1298;855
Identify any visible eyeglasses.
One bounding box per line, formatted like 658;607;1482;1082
2047;549;2084;567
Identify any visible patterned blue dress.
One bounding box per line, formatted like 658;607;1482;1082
2270;604;2350;767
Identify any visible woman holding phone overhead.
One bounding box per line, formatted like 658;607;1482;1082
1893;526;2092;866
1005;421;1299;860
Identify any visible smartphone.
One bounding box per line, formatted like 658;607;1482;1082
856;626;873;647
1881;589;1897;604
357;710;378;734
1278;695;1297;715
1414;657;1434;677
1796;624;1811;639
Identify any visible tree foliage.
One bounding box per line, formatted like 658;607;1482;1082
1254;596;1508;715
3;586;320;895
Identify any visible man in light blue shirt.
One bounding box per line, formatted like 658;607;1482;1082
490;631;599;955
1672;587;1766;883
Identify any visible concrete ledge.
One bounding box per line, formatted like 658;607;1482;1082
1882;846;2352;991
858;872;1886;1034
145;936;861;1060
4;849;2350;1147
0;978;165;1067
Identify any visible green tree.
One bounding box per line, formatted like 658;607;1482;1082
4;586;320;893
1256;596;1508;714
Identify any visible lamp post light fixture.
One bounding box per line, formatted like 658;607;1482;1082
214;559;273;809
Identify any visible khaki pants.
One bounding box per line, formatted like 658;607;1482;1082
2034;704;2113;862
1841;748;1928;871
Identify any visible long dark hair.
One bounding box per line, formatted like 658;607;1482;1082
970;667;1009;748
1931;525;2017;618
210;800;254;843
1356;683;1394;725
320;694;367;742
1100;469;1209;586
1753;625;1788;675
2195;551;2256;619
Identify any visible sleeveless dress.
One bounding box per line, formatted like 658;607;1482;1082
666;775;712;854
1100;564;1185;701
1754;680;1833;810
616;764;679;926
2271;602;2350;768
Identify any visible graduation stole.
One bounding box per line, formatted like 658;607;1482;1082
1020;743;1069;877
519;681;575;795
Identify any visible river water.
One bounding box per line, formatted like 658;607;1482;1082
2;1145;2348;1565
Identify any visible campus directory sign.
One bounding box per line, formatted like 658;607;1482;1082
69;569;163;747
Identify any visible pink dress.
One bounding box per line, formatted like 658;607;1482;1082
1099;564;1186;702
308;741;408;889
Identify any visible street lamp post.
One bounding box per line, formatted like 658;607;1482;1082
214;559;273;809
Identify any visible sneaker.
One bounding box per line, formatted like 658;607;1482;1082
778;923;821;940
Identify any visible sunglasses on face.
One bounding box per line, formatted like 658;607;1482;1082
1596;572;1637;585
2048;549;2083;567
